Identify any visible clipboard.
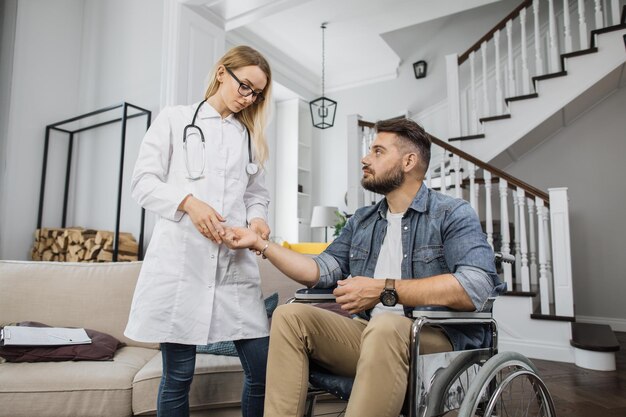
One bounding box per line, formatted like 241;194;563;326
0;326;92;346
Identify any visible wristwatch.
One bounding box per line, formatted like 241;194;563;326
379;278;398;307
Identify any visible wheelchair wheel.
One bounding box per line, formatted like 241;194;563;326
457;351;557;417
426;350;488;416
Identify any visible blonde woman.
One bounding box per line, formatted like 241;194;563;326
125;46;273;417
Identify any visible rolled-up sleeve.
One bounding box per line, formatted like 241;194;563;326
131;107;189;221
244;168;270;223
312;212;357;288
443;201;505;311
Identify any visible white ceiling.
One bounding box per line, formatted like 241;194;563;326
196;0;502;96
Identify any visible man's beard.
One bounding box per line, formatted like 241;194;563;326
361;164;405;195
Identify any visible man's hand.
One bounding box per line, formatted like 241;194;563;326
333;276;386;314
181;195;226;243
222;227;264;251
248;217;270;240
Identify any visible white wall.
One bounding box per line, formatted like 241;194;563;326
0;0;164;260
0;0;85;260
504;86;626;325
0;0;17;246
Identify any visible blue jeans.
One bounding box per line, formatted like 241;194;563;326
158;337;269;417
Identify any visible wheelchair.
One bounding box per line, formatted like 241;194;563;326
289;252;557;417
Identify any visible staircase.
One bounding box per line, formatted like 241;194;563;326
346;0;625;371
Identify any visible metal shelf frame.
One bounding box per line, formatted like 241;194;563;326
36;102;151;261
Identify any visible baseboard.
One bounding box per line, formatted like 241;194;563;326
497;337;575;363
576;315;626;332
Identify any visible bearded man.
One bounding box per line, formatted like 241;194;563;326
222;117;504;417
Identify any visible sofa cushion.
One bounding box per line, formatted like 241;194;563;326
0;346;157;417
0;260;156;349
0;321;124;362
132;352;244;415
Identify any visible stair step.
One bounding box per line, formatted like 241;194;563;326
504;93;539;103
530;303;575;322
561;47;598;60
570;323;620;352
532;71;567;83
590;22;626;39
479;114;511;123
448;133;485;142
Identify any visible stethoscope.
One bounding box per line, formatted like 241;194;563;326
183;99;258;180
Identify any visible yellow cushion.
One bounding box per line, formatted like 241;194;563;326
281;241;330;255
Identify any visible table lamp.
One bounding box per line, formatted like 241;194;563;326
310;206;339;242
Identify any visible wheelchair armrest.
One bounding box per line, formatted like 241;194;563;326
412;310;493;320
411;297;495;320
290;287;337;303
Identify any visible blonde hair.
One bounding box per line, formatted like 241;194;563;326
204;45;272;166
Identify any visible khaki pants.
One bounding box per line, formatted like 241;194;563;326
264;303;452;417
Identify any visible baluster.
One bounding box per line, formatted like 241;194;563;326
453;155;461;198
494;30;504;114
440;152;447;196
563;0;573;53
548;0;560;73
520;7;531;94
527;198;538;287
533;0;544;75
506;20;516;98
594;0;604;29
484;171;494;248
536;198;550;314
513;188;521;282
578;0;589;49
543;205;554;307
610;0;620;25
481;42;490;117
470;52;478;134
517;188;531;291
469;163;477;213
499;179;513;289
474;175;480;219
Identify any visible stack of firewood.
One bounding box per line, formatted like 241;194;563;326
31;227;139;262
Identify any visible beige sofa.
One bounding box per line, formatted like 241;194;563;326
0;259;302;417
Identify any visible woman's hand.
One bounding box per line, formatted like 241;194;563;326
222;227;263;251
248;217;270;240
180;195;226;243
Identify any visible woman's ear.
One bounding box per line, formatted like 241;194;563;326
216;65;225;82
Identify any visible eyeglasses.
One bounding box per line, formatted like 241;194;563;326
225;67;265;103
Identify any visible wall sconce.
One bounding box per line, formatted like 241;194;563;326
413;60;427;79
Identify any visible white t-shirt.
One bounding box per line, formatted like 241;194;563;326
371;210;405;317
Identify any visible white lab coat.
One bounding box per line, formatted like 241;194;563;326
124;102;270;345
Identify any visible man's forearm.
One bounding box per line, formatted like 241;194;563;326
395;274;475;311
256;241;320;287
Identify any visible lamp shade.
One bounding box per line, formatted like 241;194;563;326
310;206;339;228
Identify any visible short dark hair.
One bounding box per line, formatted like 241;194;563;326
374;117;431;174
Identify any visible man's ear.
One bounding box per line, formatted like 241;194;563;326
404;153;418;172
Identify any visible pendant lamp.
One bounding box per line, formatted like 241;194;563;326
309;23;337;129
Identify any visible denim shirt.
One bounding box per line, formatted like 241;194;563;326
313;184;505;351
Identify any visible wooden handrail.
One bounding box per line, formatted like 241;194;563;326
357;119;549;204
457;0;532;65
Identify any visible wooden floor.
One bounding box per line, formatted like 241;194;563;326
531;331;626;417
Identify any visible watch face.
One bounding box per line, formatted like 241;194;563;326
380;290;397;307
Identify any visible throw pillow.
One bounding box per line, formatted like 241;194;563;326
196;292;279;356
0;321;125;363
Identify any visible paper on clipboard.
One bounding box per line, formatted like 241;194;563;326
1;326;92;346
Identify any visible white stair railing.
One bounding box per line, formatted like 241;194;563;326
447;0;622;138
